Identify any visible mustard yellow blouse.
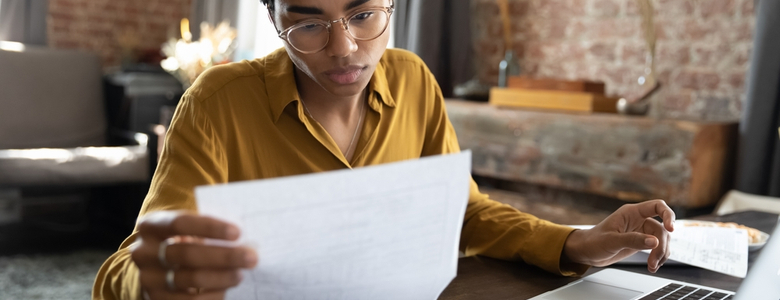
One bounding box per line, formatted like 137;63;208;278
93;48;586;300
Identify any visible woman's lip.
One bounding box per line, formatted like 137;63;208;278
325;66;365;85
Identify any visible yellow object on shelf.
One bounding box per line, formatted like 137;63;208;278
489;87;619;113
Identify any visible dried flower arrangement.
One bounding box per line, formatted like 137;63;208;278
160;19;237;88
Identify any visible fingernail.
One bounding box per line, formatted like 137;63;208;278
226;226;240;238
645;237;655;247
245;251;257;266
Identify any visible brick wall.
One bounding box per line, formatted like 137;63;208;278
472;0;755;120
48;0;192;69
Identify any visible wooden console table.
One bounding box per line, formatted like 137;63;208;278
445;99;738;209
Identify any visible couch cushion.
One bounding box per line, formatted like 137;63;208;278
0;145;148;186
0;47;107;149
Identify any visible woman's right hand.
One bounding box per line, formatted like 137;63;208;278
130;210;258;300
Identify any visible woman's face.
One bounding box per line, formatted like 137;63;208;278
271;0;392;98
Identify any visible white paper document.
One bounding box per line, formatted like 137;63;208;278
196;151;472;300
668;225;749;278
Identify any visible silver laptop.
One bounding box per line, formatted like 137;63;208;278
531;220;780;300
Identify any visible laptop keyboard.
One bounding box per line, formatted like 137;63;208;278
638;283;734;300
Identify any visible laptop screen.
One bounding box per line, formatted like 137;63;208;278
734;218;780;299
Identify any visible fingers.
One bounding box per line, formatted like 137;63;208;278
612;231;658;250
656;229;672;271
133;211;251;300
642;218;670;273
140;268;244;291
587;201;674;270
133;238;257;269
166;243;258;269
633;200;676;232
137;211;241;241
607;216;671;273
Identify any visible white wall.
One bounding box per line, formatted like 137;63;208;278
252;3;284;59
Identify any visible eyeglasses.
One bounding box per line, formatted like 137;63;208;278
276;2;395;54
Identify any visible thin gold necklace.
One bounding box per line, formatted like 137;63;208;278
300;94;366;159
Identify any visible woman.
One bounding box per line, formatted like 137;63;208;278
93;0;675;299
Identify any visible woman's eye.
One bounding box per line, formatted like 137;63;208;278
353;12;374;20
297;23;321;32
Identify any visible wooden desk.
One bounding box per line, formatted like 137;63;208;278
440;211;778;299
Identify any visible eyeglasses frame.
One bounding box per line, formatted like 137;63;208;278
271;1;395;54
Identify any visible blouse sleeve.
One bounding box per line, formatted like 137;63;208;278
93;94;228;299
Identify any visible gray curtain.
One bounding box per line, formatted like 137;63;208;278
735;0;780;197
394;0;473;97
0;0;48;45
189;0;239;40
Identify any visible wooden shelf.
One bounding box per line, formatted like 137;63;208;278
446;99;738;209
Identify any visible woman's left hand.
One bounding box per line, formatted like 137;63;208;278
563;199;676;273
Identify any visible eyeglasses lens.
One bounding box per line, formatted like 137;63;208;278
287;9;390;53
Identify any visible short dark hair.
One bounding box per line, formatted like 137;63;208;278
261;0;274;10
